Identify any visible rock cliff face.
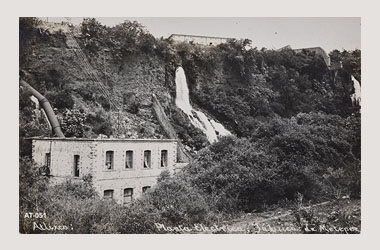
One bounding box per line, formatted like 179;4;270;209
19;19;210;155
152;94;190;162
20;22;168;137
19;18;360;156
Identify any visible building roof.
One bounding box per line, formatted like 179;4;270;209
28;137;178;142
168;33;231;40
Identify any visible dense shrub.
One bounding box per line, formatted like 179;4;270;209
46;89;74;110
183;136;280;212
80;18;158;63
86;111;113;136
174;39;360;137
19;157;161;234
19;17;42;64
146;173;211;225
59;108;88;137
294;199;361;234
169;106;209;151
122;91;140;114
114;200;162;234
252;112;360;199
164;111;360;213
19;88;51;156
330;49;361;82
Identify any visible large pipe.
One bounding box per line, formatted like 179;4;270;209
20;79;65;137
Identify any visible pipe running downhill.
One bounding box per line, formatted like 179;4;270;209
20;79;65;138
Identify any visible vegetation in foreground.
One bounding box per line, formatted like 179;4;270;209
20;110;360;233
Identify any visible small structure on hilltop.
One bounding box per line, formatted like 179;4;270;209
168;34;230;46
31;137;186;204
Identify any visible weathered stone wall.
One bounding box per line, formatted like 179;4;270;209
32;139;94;182
169;34;228;46
32;138;178;204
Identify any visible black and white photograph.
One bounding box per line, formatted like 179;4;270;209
17;16;363;235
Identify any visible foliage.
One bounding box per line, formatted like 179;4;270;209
161;112;360;213
122;91;140;114
19;18;42;65
294;199;360;234
114;200;162;234
86;110;113;136
19;157;160;233
252;112;361;199
79;18;158;62
46;89;75;110
182;136;279;212
19;87;50;156
330;49;361;82
59;108;88;137
146;176;211;225
169;106;209;151
175;39;359;137
19;157;50;211
19;156;52;233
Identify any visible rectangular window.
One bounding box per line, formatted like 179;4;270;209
103;189;114;200
73;155;80;177
123;188;133;204
143;150;151;168
105;151;114;170
45;153;51;168
142;186;151;193
160;150;168;167
125;150;133;169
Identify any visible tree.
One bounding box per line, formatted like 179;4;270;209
59;109;88;137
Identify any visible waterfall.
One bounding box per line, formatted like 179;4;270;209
175;67;231;143
351;75;361;105
175;67;193;115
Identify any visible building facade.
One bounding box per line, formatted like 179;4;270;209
168;34;229;46
31;138;179;204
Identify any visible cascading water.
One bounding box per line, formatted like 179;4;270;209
175;67;231;143
175;67;193;115
351;75;361;105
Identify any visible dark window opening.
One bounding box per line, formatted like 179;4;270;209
103;189;114;200
74;155;80;177
160;150;168;167
142;186;151;193
105;151;114;170
123;188;133;204
45;153;51;168
125;150;133;169
143;150;151;168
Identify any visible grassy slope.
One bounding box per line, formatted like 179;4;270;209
224;199;360;234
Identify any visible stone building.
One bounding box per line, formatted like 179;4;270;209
31;137;183;204
168;34;229;46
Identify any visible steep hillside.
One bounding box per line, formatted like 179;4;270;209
19;18;360;155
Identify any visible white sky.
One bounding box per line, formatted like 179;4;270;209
47;17;360;53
